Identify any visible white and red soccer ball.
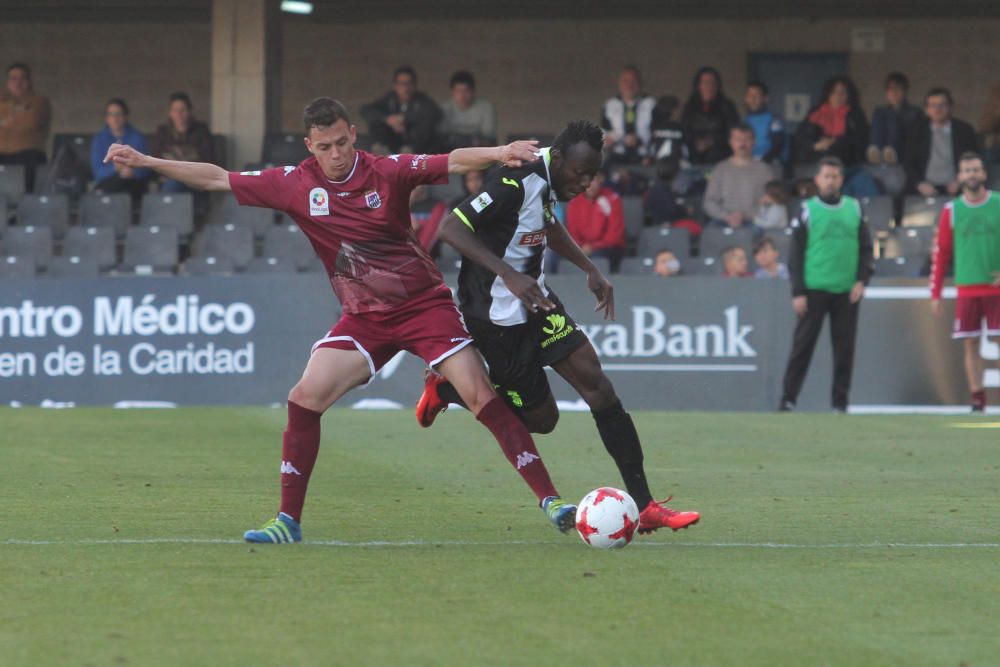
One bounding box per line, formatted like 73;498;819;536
575;487;640;549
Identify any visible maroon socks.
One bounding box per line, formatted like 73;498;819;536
279;401;323;522
476;397;558;501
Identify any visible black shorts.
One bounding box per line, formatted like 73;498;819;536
464;292;589;411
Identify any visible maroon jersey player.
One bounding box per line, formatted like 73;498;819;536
105;98;579;542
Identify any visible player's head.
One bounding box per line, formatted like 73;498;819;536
303;97;357;181
550;120;604;202
958;151;987;194
814;156;844;199
6;62;31;97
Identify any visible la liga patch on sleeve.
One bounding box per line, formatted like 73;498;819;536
471;192;493;213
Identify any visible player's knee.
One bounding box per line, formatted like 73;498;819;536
529;410;560;434
580;374;618;410
287;383;327;414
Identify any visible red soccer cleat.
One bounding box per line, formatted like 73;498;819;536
638;497;700;534
416;371;449;428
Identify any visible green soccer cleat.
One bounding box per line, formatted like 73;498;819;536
541;496;577;534
243;512;302;544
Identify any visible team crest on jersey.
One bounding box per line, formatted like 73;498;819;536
364;190;382;209
518;231;546;246
309;187;329;216
471;192;493;213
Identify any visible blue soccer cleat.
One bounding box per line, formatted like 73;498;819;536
243;512;302;544
541;496;577;534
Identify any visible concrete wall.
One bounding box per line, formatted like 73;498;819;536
0;22;212;138
280;17;1000;137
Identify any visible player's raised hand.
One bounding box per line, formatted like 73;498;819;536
104;143;148;168
499;140;540;168
501;268;555;313
587;268;615;321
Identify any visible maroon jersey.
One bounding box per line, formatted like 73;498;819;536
229;151;450;314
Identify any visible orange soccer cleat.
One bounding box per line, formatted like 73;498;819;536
637;497;701;534
416;371;449;428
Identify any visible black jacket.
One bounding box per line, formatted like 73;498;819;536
361;90;442;154
793;106;869;167
902;116;979;192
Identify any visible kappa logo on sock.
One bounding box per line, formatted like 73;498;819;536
280;461;302;475
515;452;540;469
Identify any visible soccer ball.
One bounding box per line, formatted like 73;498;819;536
574;487;640;549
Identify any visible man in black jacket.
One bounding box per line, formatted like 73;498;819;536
361;66;442;154
904;88;979;195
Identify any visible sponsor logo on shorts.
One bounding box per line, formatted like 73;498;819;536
541;313;574;349
365;190;382;209
309;187;329;216
519;231;546;246
515;452;540;469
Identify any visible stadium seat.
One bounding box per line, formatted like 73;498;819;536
884;226;936;259
621;195;645;243
763;227;795;262
262;223;315;270
0;164;26;203
78;193;132;237
192;222;254;270
618;257;653;275
3;225;53;270
684;256;721;275
675;195;705;223
211;193;276;238
860;195;894;232
0;255;35;278
506;132;556;146
140;192;194;237
16;193;70;238
875;256;917;278
52;132;94;176
63;226;117;271
121;225;179;273
901;195;947;227
183;255;236;276
700;225;753;261
262;132;311;166
245;255;298;274
637;225;691;259
46;255;99;279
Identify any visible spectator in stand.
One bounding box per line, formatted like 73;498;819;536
565;170;626;272
704;124;773;230
645;157;700;235
753;236;789;279
0;62;51;192
151;92;216;193
362;65;442;154
649;95;686;164
681;66;740;165
978;85;1000;165
410;185;448;255
754;180;789;230
744;81;785;164
795;76;869;168
437;70;497;150
450;170;485;209
720;245;750;278
653;248;682;277
90;98;150;197
904;88;979;196
601;65;656;165
867;72;921;166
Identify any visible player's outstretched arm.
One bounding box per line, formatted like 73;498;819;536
104;143;231;192
447;141;539;174
438;213;555;313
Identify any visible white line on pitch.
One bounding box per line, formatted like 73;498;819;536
3;539;999;549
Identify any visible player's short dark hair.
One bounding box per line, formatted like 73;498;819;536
105;97;129;115
731;122;755;138
818;156;844;172
753;236;777;255
747;80;768;95
926;87;953;106
449;70;475;89
169;91;192;109
303;97;351;132
885;71;909;91
6;62;30;77
394;65;417;83
553;120;604;156
959;151;986;169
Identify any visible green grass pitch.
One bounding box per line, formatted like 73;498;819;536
2;407;999;666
